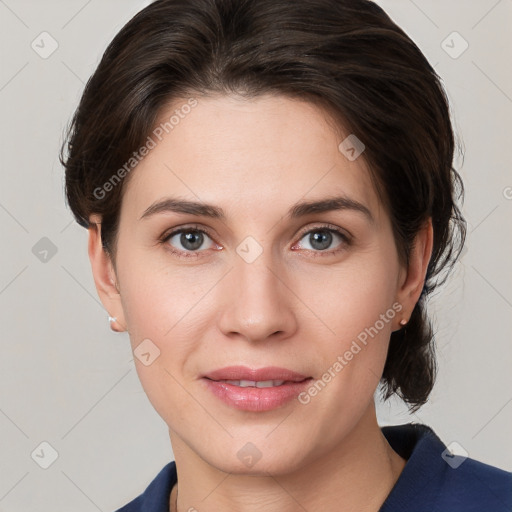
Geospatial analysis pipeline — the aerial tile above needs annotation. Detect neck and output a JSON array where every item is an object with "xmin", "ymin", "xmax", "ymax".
[{"xmin": 169, "ymin": 405, "xmax": 406, "ymax": 512}]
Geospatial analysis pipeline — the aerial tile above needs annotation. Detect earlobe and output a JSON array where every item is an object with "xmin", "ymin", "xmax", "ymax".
[
  {"xmin": 88, "ymin": 214, "xmax": 127, "ymax": 332},
  {"xmin": 108, "ymin": 315, "xmax": 125, "ymax": 333},
  {"xmin": 394, "ymin": 218, "xmax": 433, "ymax": 330}
]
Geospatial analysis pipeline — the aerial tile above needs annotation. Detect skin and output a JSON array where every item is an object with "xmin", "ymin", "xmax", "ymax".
[{"xmin": 88, "ymin": 93, "xmax": 433, "ymax": 512}]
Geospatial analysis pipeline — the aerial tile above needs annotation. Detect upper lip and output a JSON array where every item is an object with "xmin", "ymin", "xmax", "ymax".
[{"xmin": 203, "ymin": 366, "xmax": 310, "ymax": 382}]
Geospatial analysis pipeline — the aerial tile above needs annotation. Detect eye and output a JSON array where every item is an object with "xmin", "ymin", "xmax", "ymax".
[
  {"xmin": 292, "ymin": 225, "xmax": 351, "ymax": 255},
  {"xmin": 160, "ymin": 226, "xmax": 218, "ymax": 258},
  {"xmin": 159, "ymin": 223, "xmax": 351, "ymax": 259}
]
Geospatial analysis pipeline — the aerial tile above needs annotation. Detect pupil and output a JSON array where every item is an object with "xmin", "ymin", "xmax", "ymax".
[
  {"xmin": 311, "ymin": 230, "xmax": 331, "ymax": 250},
  {"xmin": 181, "ymin": 231, "xmax": 203, "ymax": 250}
]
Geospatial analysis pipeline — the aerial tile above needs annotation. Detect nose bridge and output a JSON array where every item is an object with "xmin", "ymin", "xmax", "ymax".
[{"xmin": 218, "ymin": 243, "xmax": 296, "ymax": 342}]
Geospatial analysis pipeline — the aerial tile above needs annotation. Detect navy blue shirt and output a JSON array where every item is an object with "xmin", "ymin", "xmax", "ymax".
[{"xmin": 115, "ymin": 423, "xmax": 512, "ymax": 511}]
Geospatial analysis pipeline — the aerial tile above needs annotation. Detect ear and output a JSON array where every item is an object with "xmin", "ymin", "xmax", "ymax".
[
  {"xmin": 88, "ymin": 214, "xmax": 127, "ymax": 333},
  {"xmin": 394, "ymin": 218, "xmax": 433, "ymax": 331}
]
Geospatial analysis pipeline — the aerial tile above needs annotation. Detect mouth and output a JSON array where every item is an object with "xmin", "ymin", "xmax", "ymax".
[
  {"xmin": 213, "ymin": 379, "xmax": 295, "ymax": 388},
  {"xmin": 202, "ymin": 366, "xmax": 313, "ymax": 412},
  {"xmin": 203, "ymin": 365, "xmax": 310, "ymax": 382}
]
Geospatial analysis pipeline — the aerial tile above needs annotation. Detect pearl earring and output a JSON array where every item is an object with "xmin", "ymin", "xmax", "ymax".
[
  {"xmin": 108, "ymin": 315, "xmax": 122, "ymax": 332},
  {"xmin": 399, "ymin": 318, "xmax": 408, "ymax": 327}
]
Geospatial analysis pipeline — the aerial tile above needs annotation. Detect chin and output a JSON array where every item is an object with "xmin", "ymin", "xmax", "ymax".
[{"xmin": 201, "ymin": 439, "xmax": 310, "ymax": 477}]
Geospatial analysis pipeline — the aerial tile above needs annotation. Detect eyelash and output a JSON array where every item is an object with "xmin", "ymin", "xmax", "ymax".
[{"xmin": 158, "ymin": 223, "xmax": 352, "ymax": 259}]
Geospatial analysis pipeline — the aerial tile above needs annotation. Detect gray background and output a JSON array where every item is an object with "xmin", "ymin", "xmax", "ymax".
[{"xmin": 0, "ymin": 0, "xmax": 511, "ymax": 510}]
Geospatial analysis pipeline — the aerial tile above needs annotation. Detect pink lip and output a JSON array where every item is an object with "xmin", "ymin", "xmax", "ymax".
[{"xmin": 202, "ymin": 365, "xmax": 312, "ymax": 412}]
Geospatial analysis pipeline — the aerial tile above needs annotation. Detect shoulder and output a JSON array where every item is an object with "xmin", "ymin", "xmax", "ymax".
[
  {"xmin": 113, "ymin": 460, "xmax": 177, "ymax": 512},
  {"xmin": 380, "ymin": 423, "xmax": 512, "ymax": 512},
  {"xmin": 438, "ymin": 454, "xmax": 512, "ymax": 510}
]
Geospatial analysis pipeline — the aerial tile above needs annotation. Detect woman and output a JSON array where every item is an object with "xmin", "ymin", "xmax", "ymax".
[{"xmin": 60, "ymin": 0, "xmax": 512, "ymax": 510}]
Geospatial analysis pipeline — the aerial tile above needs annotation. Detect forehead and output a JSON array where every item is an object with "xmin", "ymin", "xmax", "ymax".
[{"xmin": 121, "ymin": 93, "xmax": 383, "ymax": 225}]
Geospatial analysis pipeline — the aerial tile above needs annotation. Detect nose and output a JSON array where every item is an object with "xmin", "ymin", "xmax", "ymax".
[{"xmin": 217, "ymin": 251, "xmax": 298, "ymax": 344}]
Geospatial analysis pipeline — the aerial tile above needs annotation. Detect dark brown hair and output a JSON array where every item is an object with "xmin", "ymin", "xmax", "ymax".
[{"xmin": 61, "ymin": 0, "xmax": 466, "ymax": 412}]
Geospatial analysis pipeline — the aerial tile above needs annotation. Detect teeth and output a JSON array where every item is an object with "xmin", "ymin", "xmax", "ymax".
[
  {"xmin": 223, "ymin": 380, "xmax": 286, "ymax": 388},
  {"xmin": 256, "ymin": 380, "xmax": 285, "ymax": 388}
]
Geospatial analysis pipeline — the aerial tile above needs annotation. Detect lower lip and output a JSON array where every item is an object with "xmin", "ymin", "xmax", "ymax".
[{"xmin": 202, "ymin": 378, "xmax": 312, "ymax": 412}]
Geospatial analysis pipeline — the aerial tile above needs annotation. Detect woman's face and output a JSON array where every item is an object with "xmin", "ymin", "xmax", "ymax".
[{"xmin": 92, "ymin": 94, "xmax": 424, "ymax": 475}]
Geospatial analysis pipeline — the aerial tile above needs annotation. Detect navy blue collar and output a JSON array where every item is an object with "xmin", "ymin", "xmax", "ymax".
[{"xmin": 117, "ymin": 423, "xmax": 512, "ymax": 512}]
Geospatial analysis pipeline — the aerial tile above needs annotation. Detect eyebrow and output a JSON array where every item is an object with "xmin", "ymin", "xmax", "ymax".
[{"xmin": 139, "ymin": 195, "xmax": 374, "ymax": 224}]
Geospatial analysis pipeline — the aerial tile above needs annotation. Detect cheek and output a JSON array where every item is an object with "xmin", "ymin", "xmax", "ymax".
[
  {"xmin": 293, "ymin": 252, "xmax": 400, "ymax": 402},
  {"xmin": 116, "ymin": 257, "xmax": 214, "ymax": 395},
  {"xmin": 295, "ymin": 254, "xmax": 399, "ymax": 343},
  {"xmin": 117, "ymin": 256, "xmax": 201, "ymax": 343}
]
